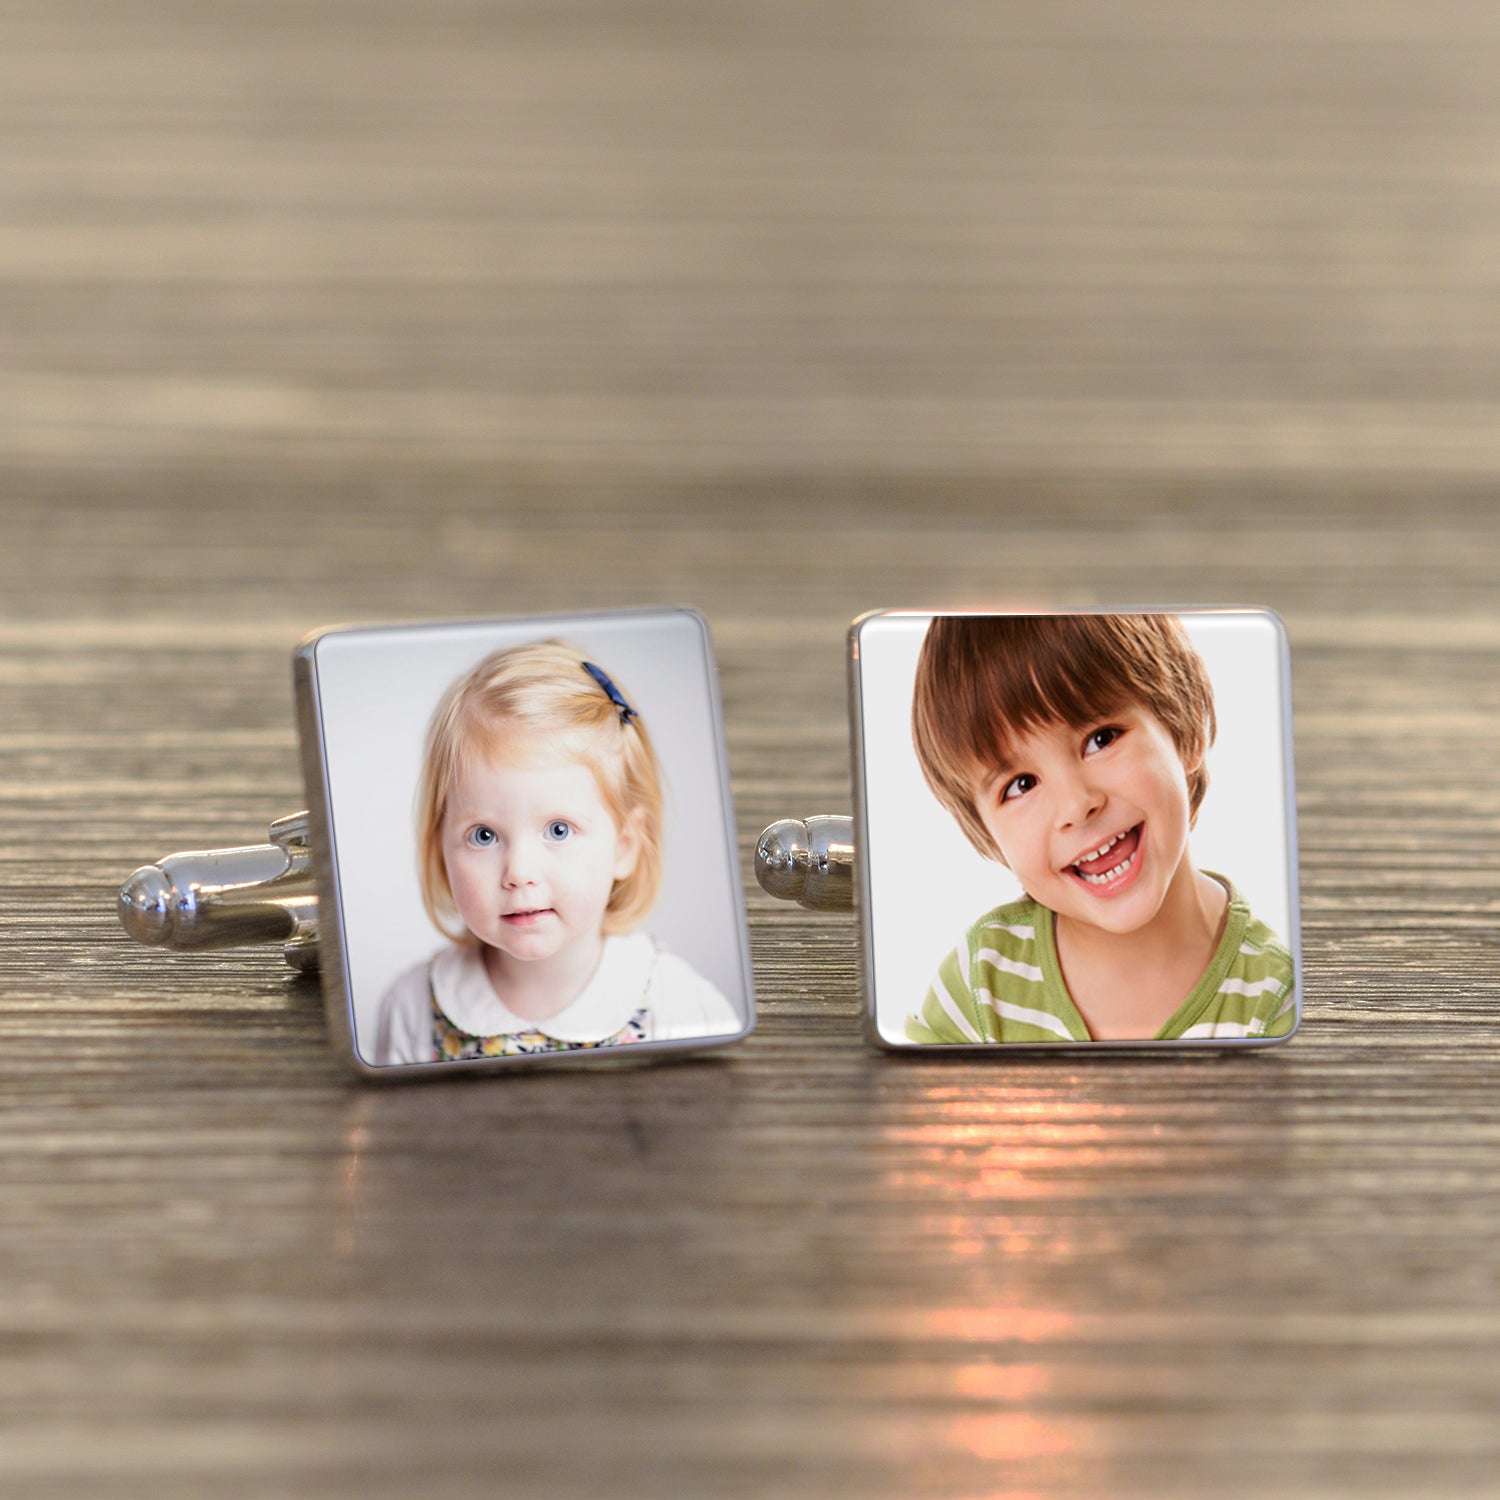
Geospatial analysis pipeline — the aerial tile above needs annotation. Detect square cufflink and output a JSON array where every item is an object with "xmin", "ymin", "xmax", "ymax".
[
  {"xmin": 757, "ymin": 608, "xmax": 1301, "ymax": 1051},
  {"xmin": 119, "ymin": 608, "xmax": 755, "ymax": 1077}
]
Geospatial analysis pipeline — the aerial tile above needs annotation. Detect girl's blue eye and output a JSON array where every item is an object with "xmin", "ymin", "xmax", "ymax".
[
  {"xmin": 1001, "ymin": 773, "xmax": 1036, "ymax": 803},
  {"xmin": 545, "ymin": 820, "xmax": 572, "ymax": 842},
  {"xmin": 469, "ymin": 825, "xmax": 497, "ymax": 848}
]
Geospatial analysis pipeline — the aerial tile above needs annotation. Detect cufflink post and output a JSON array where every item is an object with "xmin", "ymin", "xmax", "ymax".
[
  {"xmin": 117, "ymin": 812, "xmax": 321, "ymax": 973},
  {"xmin": 754, "ymin": 815, "xmax": 856, "ymax": 912}
]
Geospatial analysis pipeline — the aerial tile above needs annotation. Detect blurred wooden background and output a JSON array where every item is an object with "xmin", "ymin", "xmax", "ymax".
[{"xmin": 3, "ymin": 2, "xmax": 1500, "ymax": 1495}]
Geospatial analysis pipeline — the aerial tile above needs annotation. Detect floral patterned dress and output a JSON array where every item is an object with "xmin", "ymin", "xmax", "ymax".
[{"xmin": 428, "ymin": 991, "xmax": 650, "ymax": 1060}]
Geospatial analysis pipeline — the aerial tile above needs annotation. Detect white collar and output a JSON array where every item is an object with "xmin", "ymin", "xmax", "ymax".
[{"xmin": 430, "ymin": 932, "xmax": 657, "ymax": 1044}]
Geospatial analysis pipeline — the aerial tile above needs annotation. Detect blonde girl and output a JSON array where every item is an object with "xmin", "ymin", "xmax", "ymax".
[{"xmin": 374, "ymin": 641, "xmax": 739, "ymax": 1065}]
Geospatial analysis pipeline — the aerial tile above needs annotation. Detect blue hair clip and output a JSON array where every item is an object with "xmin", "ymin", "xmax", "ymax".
[{"xmin": 581, "ymin": 661, "xmax": 639, "ymax": 725}]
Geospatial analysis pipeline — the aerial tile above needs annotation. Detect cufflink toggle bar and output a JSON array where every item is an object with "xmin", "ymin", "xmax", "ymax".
[
  {"xmin": 117, "ymin": 812, "xmax": 320, "ymax": 972},
  {"xmin": 753, "ymin": 815, "xmax": 855, "ymax": 912}
]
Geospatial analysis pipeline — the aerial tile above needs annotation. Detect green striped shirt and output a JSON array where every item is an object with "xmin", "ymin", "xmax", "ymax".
[{"xmin": 906, "ymin": 878, "xmax": 1296, "ymax": 1044}]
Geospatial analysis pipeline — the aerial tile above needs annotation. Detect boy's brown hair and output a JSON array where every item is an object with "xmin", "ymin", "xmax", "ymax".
[
  {"xmin": 416, "ymin": 640, "xmax": 664, "ymax": 941},
  {"xmin": 911, "ymin": 614, "xmax": 1217, "ymax": 862}
]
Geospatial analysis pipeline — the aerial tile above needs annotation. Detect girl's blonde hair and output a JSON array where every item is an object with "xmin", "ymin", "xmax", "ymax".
[{"xmin": 416, "ymin": 640, "xmax": 664, "ymax": 941}]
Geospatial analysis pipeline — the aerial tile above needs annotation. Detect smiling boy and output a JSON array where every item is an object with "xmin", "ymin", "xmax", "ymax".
[{"xmin": 905, "ymin": 614, "xmax": 1296, "ymax": 1044}]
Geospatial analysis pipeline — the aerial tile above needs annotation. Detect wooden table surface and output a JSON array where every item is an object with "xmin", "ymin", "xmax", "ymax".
[{"xmin": 4, "ymin": 3, "xmax": 1500, "ymax": 1495}]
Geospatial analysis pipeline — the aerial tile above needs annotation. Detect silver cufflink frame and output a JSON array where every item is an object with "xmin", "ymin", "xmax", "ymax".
[{"xmin": 837, "ymin": 607, "xmax": 1302, "ymax": 1051}]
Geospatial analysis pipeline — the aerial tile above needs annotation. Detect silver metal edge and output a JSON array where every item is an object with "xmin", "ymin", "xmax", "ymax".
[
  {"xmin": 292, "ymin": 632, "xmax": 370, "ymax": 1078},
  {"xmin": 848, "ymin": 605, "xmax": 1304, "ymax": 1054},
  {"xmin": 294, "ymin": 606, "xmax": 756, "ymax": 1081},
  {"xmin": 1263, "ymin": 605, "xmax": 1303, "ymax": 1046},
  {"xmin": 846, "ymin": 612, "xmax": 889, "ymax": 1050},
  {"xmin": 683, "ymin": 606, "xmax": 758, "ymax": 1045}
]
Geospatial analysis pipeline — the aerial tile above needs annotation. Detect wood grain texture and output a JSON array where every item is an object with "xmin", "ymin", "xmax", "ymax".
[{"xmin": 3, "ymin": 2, "xmax": 1500, "ymax": 1496}]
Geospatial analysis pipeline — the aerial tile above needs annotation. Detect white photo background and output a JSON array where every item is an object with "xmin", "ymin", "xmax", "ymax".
[
  {"xmin": 856, "ymin": 612, "xmax": 1297, "ymax": 1044},
  {"xmin": 308, "ymin": 610, "xmax": 751, "ymax": 1060}
]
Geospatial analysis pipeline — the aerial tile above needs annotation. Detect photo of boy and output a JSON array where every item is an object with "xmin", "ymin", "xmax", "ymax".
[{"xmin": 903, "ymin": 613, "xmax": 1296, "ymax": 1044}]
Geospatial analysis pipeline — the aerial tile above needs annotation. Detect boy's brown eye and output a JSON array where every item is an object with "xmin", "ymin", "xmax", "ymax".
[
  {"xmin": 1001, "ymin": 773, "xmax": 1037, "ymax": 802},
  {"xmin": 1086, "ymin": 727, "xmax": 1122, "ymax": 754}
]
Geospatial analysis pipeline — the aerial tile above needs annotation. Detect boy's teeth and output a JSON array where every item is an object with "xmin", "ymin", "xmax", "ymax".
[
  {"xmin": 1077, "ymin": 831, "xmax": 1123, "ymax": 864},
  {"xmin": 1071, "ymin": 825, "xmax": 1140, "ymax": 883}
]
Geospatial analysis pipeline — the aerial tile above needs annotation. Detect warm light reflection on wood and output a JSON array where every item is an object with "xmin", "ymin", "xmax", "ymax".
[
  {"xmin": 884, "ymin": 1162, "xmax": 1097, "ymax": 1198},
  {"xmin": 892, "ymin": 1122, "xmax": 1114, "ymax": 1143},
  {"xmin": 947, "ymin": 1411, "xmax": 1081, "ymax": 1462},
  {"xmin": 881, "ymin": 1084, "xmax": 1147, "ymax": 1208},
  {"xmin": 880, "ymin": 1084, "xmax": 1089, "ymax": 1357},
  {"xmin": 335, "ymin": 1115, "xmax": 370, "ymax": 1259},
  {"xmin": 951, "ymin": 1363, "xmax": 1049, "ymax": 1402},
  {"xmin": 922, "ymin": 1307, "xmax": 1075, "ymax": 1343}
]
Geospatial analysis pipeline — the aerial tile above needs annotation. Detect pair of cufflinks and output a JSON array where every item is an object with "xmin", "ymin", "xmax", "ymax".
[{"xmin": 119, "ymin": 606, "xmax": 1300, "ymax": 1076}]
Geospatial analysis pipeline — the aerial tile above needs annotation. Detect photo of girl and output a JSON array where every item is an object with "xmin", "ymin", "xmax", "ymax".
[
  {"xmin": 296, "ymin": 607, "xmax": 751, "ymax": 1075},
  {"xmin": 374, "ymin": 640, "xmax": 741, "ymax": 1064}
]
